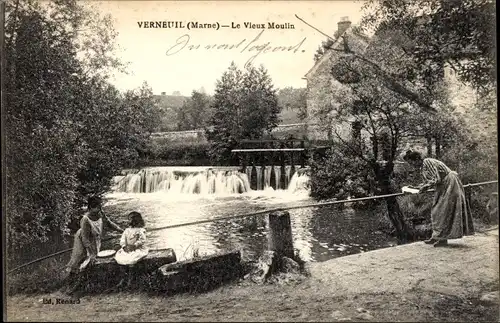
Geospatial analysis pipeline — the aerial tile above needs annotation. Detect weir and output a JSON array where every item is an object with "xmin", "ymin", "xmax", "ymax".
[
  {"xmin": 230, "ymin": 137, "xmax": 327, "ymax": 191},
  {"xmin": 113, "ymin": 166, "xmax": 309, "ymax": 194}
]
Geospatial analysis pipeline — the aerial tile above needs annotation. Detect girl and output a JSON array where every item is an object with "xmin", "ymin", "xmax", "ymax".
[
  {"xmin": 115, "ymin": 212, "xmax": 149, "ymax": 265},
  {"xmin": 66, "ymin": 196, "xmax": 123, "ymax": 274},
  {"xmin": 403, "ymin": 150, "xmax": 474, "ymax": 247},
  {"xmin": 63, "ymin": 196, "xmax": 123, "ymax": 294}
]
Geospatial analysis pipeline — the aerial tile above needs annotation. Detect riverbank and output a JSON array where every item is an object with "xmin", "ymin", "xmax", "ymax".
[{"xmin": 6, "ymin": 228, "xmax": 498, "ymax": 322}]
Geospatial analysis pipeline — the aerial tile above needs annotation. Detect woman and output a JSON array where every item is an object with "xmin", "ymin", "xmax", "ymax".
[
  {"xmin": 115, "ymin": 211, "xmax": 149, "ymax": 266},
  {"xmin": 65, "ymin": 196, "xmax": 124, "ymax": 275},
  {"xmin": 404, "ymin": 150, "xmax": 474, "ymax": 247}
]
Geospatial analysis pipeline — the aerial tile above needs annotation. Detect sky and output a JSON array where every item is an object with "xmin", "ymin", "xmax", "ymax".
[{"xmin": 97, "ymin": 1, "xmax": 367, "ymax": 96}]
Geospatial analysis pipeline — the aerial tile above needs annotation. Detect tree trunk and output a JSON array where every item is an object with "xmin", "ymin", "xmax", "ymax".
[
  {"xmin": 426, "ymin": 135, "xmax": 433, "ymax": 157},
  {"xmin": 374, "ymin": 161, "xmax": 413, "ymax": 244},
  {"xmin": 435, "ymin": 136, "xmax": 442, "ymax": 158}
]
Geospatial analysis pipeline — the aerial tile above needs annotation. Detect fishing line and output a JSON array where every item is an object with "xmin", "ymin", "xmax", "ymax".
[{"xmin": 7, "ymin": 180, "xmax": 497, "ymax": 275}]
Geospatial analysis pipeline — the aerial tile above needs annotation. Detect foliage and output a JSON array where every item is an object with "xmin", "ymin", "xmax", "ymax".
[
  {"xmin": 310, "ymin": 146, "xmax": 374, "ymax": 201},
  {"xmin": 141, "ymin": 138, "xmax": 211, "ymax": 166},
  {"xmin": 314, "ymin": 38, "xmax": 335, "ymax": 62},
  {"xmin": 205, "ymin": 62, "xmax": 281, "ymax": 163},
  {"xmin": 276, "ymin": 87, "xmax": 307, "ymax": 122},
  {"xmin": 361, "ymin": 0, "xmax": 496, "ymax": 93},
  {"xmin": 5, "ymin": 0, "xmax": 160, "ymax": 250},
  {"xmin": 75, "ymin": 81, "xmax": 161, "ymax": 205},
  {"xmin": 176, "ymin": 90, "xmax": 213, "ymax": 130}
]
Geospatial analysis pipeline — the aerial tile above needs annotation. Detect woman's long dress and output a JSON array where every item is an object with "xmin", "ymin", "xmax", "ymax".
[
  {"xmin": 421, "ymin": 158, "xmax": 475, "ymax": 240},
  {"xmin": 114, "ymin": 228, "xmax": 149, "ymax": 265},
  {"xmin": 66, "ymin": 215, "xmax": 103, "ymax": 273}
]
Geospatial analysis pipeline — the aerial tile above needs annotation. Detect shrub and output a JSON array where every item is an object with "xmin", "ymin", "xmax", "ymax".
[
  {"xmin": 310, "ymin": 146, "xmax": 375, "ymax": 201},
  {"xmin": 140, "ymin": 138, "xmax": 211, "ymax": 166}
]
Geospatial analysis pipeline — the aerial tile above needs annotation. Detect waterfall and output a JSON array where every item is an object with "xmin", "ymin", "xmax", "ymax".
[
  {"xmin": 113, "ymin": 167, "xmax": 251, "ymax": 194},
  {"xmin": 274, "ymin": 166, "xmax": 282, "ymax": 190},
  {"xmin": 264, "ymin": 166, "xmax": 272, "ymax": 189},
  {"xmin": 254, "ymin": 166, "xmax": 261, "ymax": 190},
  {"xmin": 113, "ymin": 166, "xmax": 311, "ymax": 194},
  {"xmin": 288, "ymin": 171, "xmax": 310, "ymax": 193},
  {"xmin": 285, "ymin": 165, "xmax": 292, "ymax": 188},
  {"xmin": 245, "ymin": 167, "xmax": 252, "ymax": 187}
]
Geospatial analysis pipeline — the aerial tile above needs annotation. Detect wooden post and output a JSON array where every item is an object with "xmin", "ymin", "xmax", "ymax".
[
  {"xmin": 426, "ymin": 135, "xmax": 433, "ymax": 157},
  {"xmin": 268, "ymin": 211, "xmax": 294, "ymax": 259},
  {"xmin": 300, "ymin": 140, "xmax": 306, "ymax": 168}
]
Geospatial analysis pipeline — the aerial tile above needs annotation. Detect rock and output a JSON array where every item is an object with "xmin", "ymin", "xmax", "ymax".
[
  {"xmin": 78, "ymin": 248, "xmax": 177, "ymax": 293},
  {"xmin": 157, "ymin": 250, "xmax": 242, "ymax": 293},
  {"xmin": 282, "ymin": 257, "xmax": 300, "ymax": 273},
  {"xmin": 480, "ymin": 291, "xmax": 499, "ymax": 305},
  {"xmin": 249, "ymin": 251, "xmax": 278, "ymax": 283}
]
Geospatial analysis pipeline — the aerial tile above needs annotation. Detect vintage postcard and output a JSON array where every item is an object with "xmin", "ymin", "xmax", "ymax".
[{"xmin": 3, "ymin": 0, "xmax": 498, "ymax": 321}]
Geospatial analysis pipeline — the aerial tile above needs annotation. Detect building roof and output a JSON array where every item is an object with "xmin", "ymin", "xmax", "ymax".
[{"xmin": 303, "ymin": 26, "xmax": 371, "ymax": 80}]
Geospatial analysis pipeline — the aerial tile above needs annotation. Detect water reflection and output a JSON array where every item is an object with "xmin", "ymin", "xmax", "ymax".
[{"xmin": 103, "ymin": 189, "xmax": 397, "ymax": 263}]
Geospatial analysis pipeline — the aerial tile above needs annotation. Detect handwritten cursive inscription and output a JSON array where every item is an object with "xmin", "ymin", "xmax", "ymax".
[{"xmin": 166, "ymin": 30, "xmax": 306, "ymax": 67}]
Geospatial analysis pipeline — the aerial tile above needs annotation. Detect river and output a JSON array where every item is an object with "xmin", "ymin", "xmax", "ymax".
[{"xmin": 104, "ymin": 166, "xmax": 397, "ymax": 263}]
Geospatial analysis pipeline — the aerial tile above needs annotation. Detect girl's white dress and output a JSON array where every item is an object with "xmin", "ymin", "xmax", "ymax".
[{"xmin": 115, "ymin": 227, "xmax": 149, "ymax": 265}]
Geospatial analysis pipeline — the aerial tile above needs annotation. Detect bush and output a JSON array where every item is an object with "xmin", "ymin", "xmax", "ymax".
[
  {"xmin": 310, "ymin": 146, "xmax": 375, "ymax": 201},
  {"xmin": 140, "ymin": 138, "xmax": 211, "ymax": 166}
]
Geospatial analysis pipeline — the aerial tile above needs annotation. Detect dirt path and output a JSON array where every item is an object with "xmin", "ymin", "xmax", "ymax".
[{"xmin": 6, "ymin": 230, "xmax": 499, "ymax": 322}]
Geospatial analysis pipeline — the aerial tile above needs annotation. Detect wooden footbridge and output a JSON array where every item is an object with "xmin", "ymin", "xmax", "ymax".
[{"xmin": 231, "ymin": 137, "xmax": 330, "ymax": 190}]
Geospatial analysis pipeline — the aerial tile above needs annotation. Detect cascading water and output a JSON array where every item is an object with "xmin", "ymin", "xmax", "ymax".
[
  {"xmin": 245, "ymin": 167, "xmax": 252, "ymax": 188},
  {"xmin": 264, "ymin": 166, "xmax": 272, "ymax": 189},
  {"xmin": 274, "ymin": 166, "xmax": 282, "ymax": 190},
  {"xmin": 114, "ymin": 168, "xmax": 251, "ymax": 194},
  {"xmin": 112, "ymin": 166, "xmax": 310, "ymax": 195},
  {"xmin": 288, "ymin": 169, "xmax": 310, "ymax": 193},
  {"xmin": 285, "ymin": 165, "xmax": 292, "ymax": 188},
  {"xmin": 255, "ymin": 166, "xmax": 263, "ymax": 190}
]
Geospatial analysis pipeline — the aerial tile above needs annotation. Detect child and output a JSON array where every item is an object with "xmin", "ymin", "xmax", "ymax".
[
  {"xmin": 63, "ymin": 196, "xmax": 123, "ymax": 294},
  {"xmin": 115, "ymin": 212, "xmax": 149, "ymax": 265},
  {"xmin": 66, "ymin": 196, "xmax": 124, "ymax": 273}
]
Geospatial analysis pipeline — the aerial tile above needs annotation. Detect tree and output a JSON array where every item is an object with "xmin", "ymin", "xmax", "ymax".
[
  {"xmin": 205, "ymin": 62, "xmax": 280, "ymax": 164},
  {"xmin": 314, "ymin": 38, "xmax": 334, "ymax": 62},
  {"xmin": 306, "ymin": 0, "xmax": 494, "ymax": 242},
  {"xmin": 310, "ymin": 27, "xmax": 464, "ymax": 243},
  {"xmin": 74, "ymin": 81, "xmax": 161, "ymax": 203},
  {"xmin": 277, "ymin": 87, "xmax": 307, "ymax": 122},
  {"xmin": 176, "ymin": 90, "xmax": 212, "ymax": 130},
  {"xmin": 4, "ymin": 0, "xmax": 160, "ymax": 251},
  {"xmin": 360, "ymin": 0, "xmax": 496, "ymax": 94}
]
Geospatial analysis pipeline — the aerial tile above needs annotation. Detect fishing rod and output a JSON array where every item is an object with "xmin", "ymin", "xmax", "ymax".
[{"xmin": 7, "ymin": 180, "xmax": 498, "ymax": 275}]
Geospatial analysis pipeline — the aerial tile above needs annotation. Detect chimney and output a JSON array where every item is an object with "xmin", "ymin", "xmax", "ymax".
[
  {"xmin": 161, "ymin": 92, "xmax": 166, "ymax": 96},
  {"xmin": 337, "ymin": 16, "xmax": 351, "ymax": 35}
]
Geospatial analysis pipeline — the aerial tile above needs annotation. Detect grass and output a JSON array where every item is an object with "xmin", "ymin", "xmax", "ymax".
[{"xmin": 7, "ymin": 252, "xmax": 71, "ymax": 295}]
